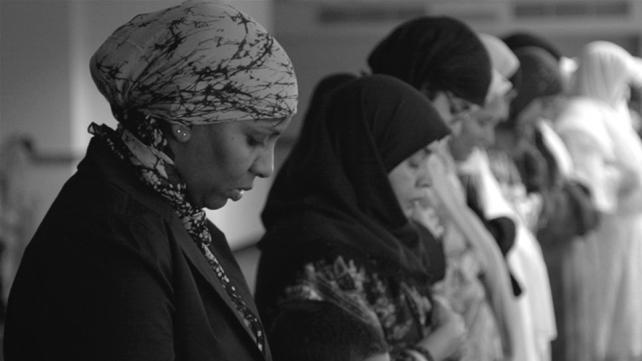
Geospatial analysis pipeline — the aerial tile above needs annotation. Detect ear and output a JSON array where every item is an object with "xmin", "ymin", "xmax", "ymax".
[{"xmin": 169, "ymin": 123, "xmax": 192, "ymax": 143}]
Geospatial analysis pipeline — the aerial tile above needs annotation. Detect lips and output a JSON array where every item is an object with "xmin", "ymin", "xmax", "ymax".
[
  {"xmin": 229, "ymin": 187, "xmax": 252, "ymax": 201},
  {"xmin": 229, "ymin": 190, "xmax": 243, "ymax": 201}
]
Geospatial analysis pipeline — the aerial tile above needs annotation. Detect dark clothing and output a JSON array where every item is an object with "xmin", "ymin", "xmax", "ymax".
[
  {"xmin": 256, "ymin": 225, "xmax": 440, "ymax": 361},
  {"xmin": 256, "ymin": 75, "xmax": 449, "ymax": 360},
  {"xmin": 260, "ymin": 75, "xmax": 449, "ymax": 280},
  {"xmin": 462, "ymin": 173, "xmax": 523, "ymax": 296},
  {"xmin": 4, "ymin": 139, "xmax": 268, "ymax": 361}
]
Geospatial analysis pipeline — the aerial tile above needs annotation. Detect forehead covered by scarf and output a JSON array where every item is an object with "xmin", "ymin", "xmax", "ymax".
[
  {"xmin": 503, "ymin": 31, "xmax": 562, "ymax": 62},
  {"xmin": 90, "ymin": 0, "xmax": 298, "ymax": 126},
  {"xmin": 263, "ymin": 75, "xmax": 450, "ymax": 229},
  {"xmin": 301, "ymin": 73, "xmax": 358, "ymax": 128},
  {"xmin": 327, "ymin": 75, "xmax": 451, "ymax": 172},
  {"xmin": 509, "ymin": 47, "xmax": 563, "ymax": 120},
  {"xmin": 480, "ymin": 33, "xmax": 519, "ymax": 80},
  {"xmin": 367, "ymin": 16, "xmax": 491, "ymax": 106},
  {"xmin": 260, "ymin": 75, "xmax": 448, "ymax": 279}
]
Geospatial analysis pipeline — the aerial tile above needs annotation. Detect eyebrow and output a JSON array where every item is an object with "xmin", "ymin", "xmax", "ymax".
[{"xmin": 253, "ymin": 121, "xmax": 285, "ymax": 137}]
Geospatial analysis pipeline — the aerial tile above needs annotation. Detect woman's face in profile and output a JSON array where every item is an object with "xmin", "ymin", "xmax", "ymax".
[
  {"xmin": 387, "ymin": 146, "xmax": 433, "ymax": 218},
  {"xmin": 171, "ymin": 117, "xmax": 291, "ymax": 209},
  {"xmin": 430, "ymin": 91, "xmax": 480, "ymax": 136},
  {"xmin": 449, "ymin": 94, "xmax": 508, "ymax": 161}
]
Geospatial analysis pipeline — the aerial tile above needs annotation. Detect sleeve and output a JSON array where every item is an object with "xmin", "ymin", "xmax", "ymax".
[
  {"xmin": 537, "ymin": 179, "xmax": 601, "ymax": 243},
  {"xmin": 40, "ymin": 213, "xmax": 175, "ymax": 361},
  {"xmin": 560, "ymin": 130, "xmax": 620, "ymax": 213},
  {"xmin": 277, "ymin": 255, "xmax": 431, "ymax": 361},
  {"xmin": 280, "ymin": 255, "xmax": 382, "ymax": 331}
]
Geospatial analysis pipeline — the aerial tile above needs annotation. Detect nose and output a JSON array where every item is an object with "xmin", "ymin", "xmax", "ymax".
[
  {"xmin": 416, "ymin": 162, "xmax": 434, "ymax": 189},
  {"xmin": 251, "ymin": 146, "xmax": 275, "ymax": 178}
]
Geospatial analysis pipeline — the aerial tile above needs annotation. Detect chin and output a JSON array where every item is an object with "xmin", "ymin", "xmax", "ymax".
[
  {"xmin": 204, "ymin": 198, "xmax": 228, "ymax": 210},
  {"xmin": 187, "ymin": 190, "xmax": 227, "ymax": 210}
]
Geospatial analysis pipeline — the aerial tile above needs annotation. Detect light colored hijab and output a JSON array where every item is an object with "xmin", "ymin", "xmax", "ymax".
[
  {"xmin": 479, "ymin": 34, "xmax": 517, "ymax": 104},
  {"xmin": 574, "ymin": 41, "xmax": 633, "ymax": 108},
  {"xmin": 479, "ymin": 33, "xmax": 520, "ymax": 80}
]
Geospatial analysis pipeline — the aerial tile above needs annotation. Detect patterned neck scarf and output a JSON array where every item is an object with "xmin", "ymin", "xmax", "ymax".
[
  {"xmin": 90, "ymin": 121, "xmax": 267, "ymax": 354},
  {"xmin": 89, "ymin": 0, "xmax": 298, "ymax": 357}
]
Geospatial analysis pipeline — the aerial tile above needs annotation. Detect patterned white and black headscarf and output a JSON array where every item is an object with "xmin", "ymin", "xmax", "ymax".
[
  {"xmin": 90, "ymin": 0, "xmax": 297, "ymax": 124},
  {"xmin": 88, "ymin": 1, "xmax": 298, "ymax": 356}
]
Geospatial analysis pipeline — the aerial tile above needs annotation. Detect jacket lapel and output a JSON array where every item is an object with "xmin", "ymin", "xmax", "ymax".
[
  {"xmin": 167, "ymin": 216, "xmax": 268, "ymax": 360},
  {"xmin": 89, "ymin": 141, "xmax": 269, "ymax": 360}
]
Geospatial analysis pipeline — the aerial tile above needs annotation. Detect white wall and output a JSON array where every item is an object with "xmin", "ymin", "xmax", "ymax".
[{"xmin": 1, "ymin": 1, "xmax": 77, "ymax": 242}]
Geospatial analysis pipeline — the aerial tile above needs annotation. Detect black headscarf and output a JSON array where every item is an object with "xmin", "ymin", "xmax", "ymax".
[
  {"xmin": 502, "ymin": 32, "xmax": 562, "ymax": 62},
  {"xmin": 367, "ymin": 16, "xmax": 491, "ymax": 106},
  {"xmin": 259, "ymin": 74, "xmax": 450, "ymax": 281},
  {"xmin": 509, "ymin": 47, "xmax": 563, "ymax": 121},
  {"xmin": 300, "ymin": 73, "xmax": 359, "ymax": 130}
]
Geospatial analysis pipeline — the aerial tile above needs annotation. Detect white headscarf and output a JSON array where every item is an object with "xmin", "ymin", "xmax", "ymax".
[
  {"xmin": 479, "ymin": 33, "xmax": 518, "ymax": 103},
  {"xmin": 574, "ymin": 41, "xmax": 634, "ymax": 108},
  {"xmin": 479, "ymin": 33, "xmax": 520, "ymax": 80}
]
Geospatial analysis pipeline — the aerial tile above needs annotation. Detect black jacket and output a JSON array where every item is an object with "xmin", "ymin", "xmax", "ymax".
[{"xmin": 4, "ymin": 139, "xmax": 270, "ymax": 361}]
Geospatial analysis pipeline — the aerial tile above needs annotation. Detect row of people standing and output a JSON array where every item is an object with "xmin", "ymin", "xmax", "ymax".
[
  {"xmin": 256, "ymin": 16, "xmax": 555, "ymax": 361},
  {"xmin": 3, "ymin": 1, "xmax": 642, "ymax": 361},
  {"xmin": 257, "ymin": 14, "xmax": 642, "ymax": 361},
  {"xmin": 474, "ymin": 33, "xmax": 642, "ymax": 361}
]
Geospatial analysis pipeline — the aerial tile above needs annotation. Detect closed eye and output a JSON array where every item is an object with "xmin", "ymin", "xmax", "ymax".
[
  {"xmin": 247, "ymin": 135, "xmax": 265, "ymax": 147},
  {"xmin": 407, "ymin": 148, "xmax": 430, "ymax": 168}
]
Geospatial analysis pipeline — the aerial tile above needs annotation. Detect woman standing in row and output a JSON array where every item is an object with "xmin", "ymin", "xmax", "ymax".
[
  {"xmin": 555, "ymin": 41, "xmax": 642, "ymax": 361},
  {"xmin": 255, "ymin": 75, "xmax": 465, "ymax": 361}
]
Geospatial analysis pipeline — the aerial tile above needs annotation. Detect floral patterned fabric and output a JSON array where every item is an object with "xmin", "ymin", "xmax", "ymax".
[{"xmin": 281, "ymin": 255, "xmax": 434, "ymax": 361}]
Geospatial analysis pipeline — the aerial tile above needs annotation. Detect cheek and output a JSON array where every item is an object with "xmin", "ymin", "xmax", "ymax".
[
  {"xmin": 389, "ymin": 170, "xmax": 412, "ymax": 201},
  {"xmin": 461, "ymin": 121, "xmax": 477, "ymax": 138},
  {"xmin": 454, "ymin": 122, "xmax": 477, "ymax": 147},
  {"xmin": 210, "ymin": 139, "xmax": 253, "ymax": 181},
  {"xmin": 446, "ymin": 117, "xmax": 463, "ymax": 135},
  {"xmin": 399, "ymin": 173, "xmax": 419, "ymax": 201}
]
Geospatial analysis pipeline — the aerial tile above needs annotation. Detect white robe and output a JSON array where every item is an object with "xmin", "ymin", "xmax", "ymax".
[
  {"xmin": 459, "ymin": 149, "xmax": 557, "ymax": 361},
  {"xmin": 556, "ymin": 97, "xmax": 642, "ymax": 361}
]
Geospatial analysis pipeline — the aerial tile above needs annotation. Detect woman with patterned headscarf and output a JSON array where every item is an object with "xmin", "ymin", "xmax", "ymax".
[
  {"xmin": 555, "ymin": 41, "xmax": 642, "ymax": 361},
  {"xmin": 4, "ymin": 1, "xmax": 297, "ymax": 361}
]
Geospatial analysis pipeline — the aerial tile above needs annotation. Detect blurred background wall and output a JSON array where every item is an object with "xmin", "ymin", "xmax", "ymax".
[{"xmin": 1, "ymin": 0, "xmax": 642, "ymax": 292}]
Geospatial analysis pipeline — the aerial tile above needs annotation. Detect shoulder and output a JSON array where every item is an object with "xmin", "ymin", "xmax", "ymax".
[
  {"xmin": 557, "ymin": 98, "xmax": 610, "ymax": 127},
  {"xmin": 556, "ymin": 99, "xmax": 613, "ymax": 150},
  {"xmin": 29, "ymin": 166, "xmax": 176, "ymax": 272}
]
